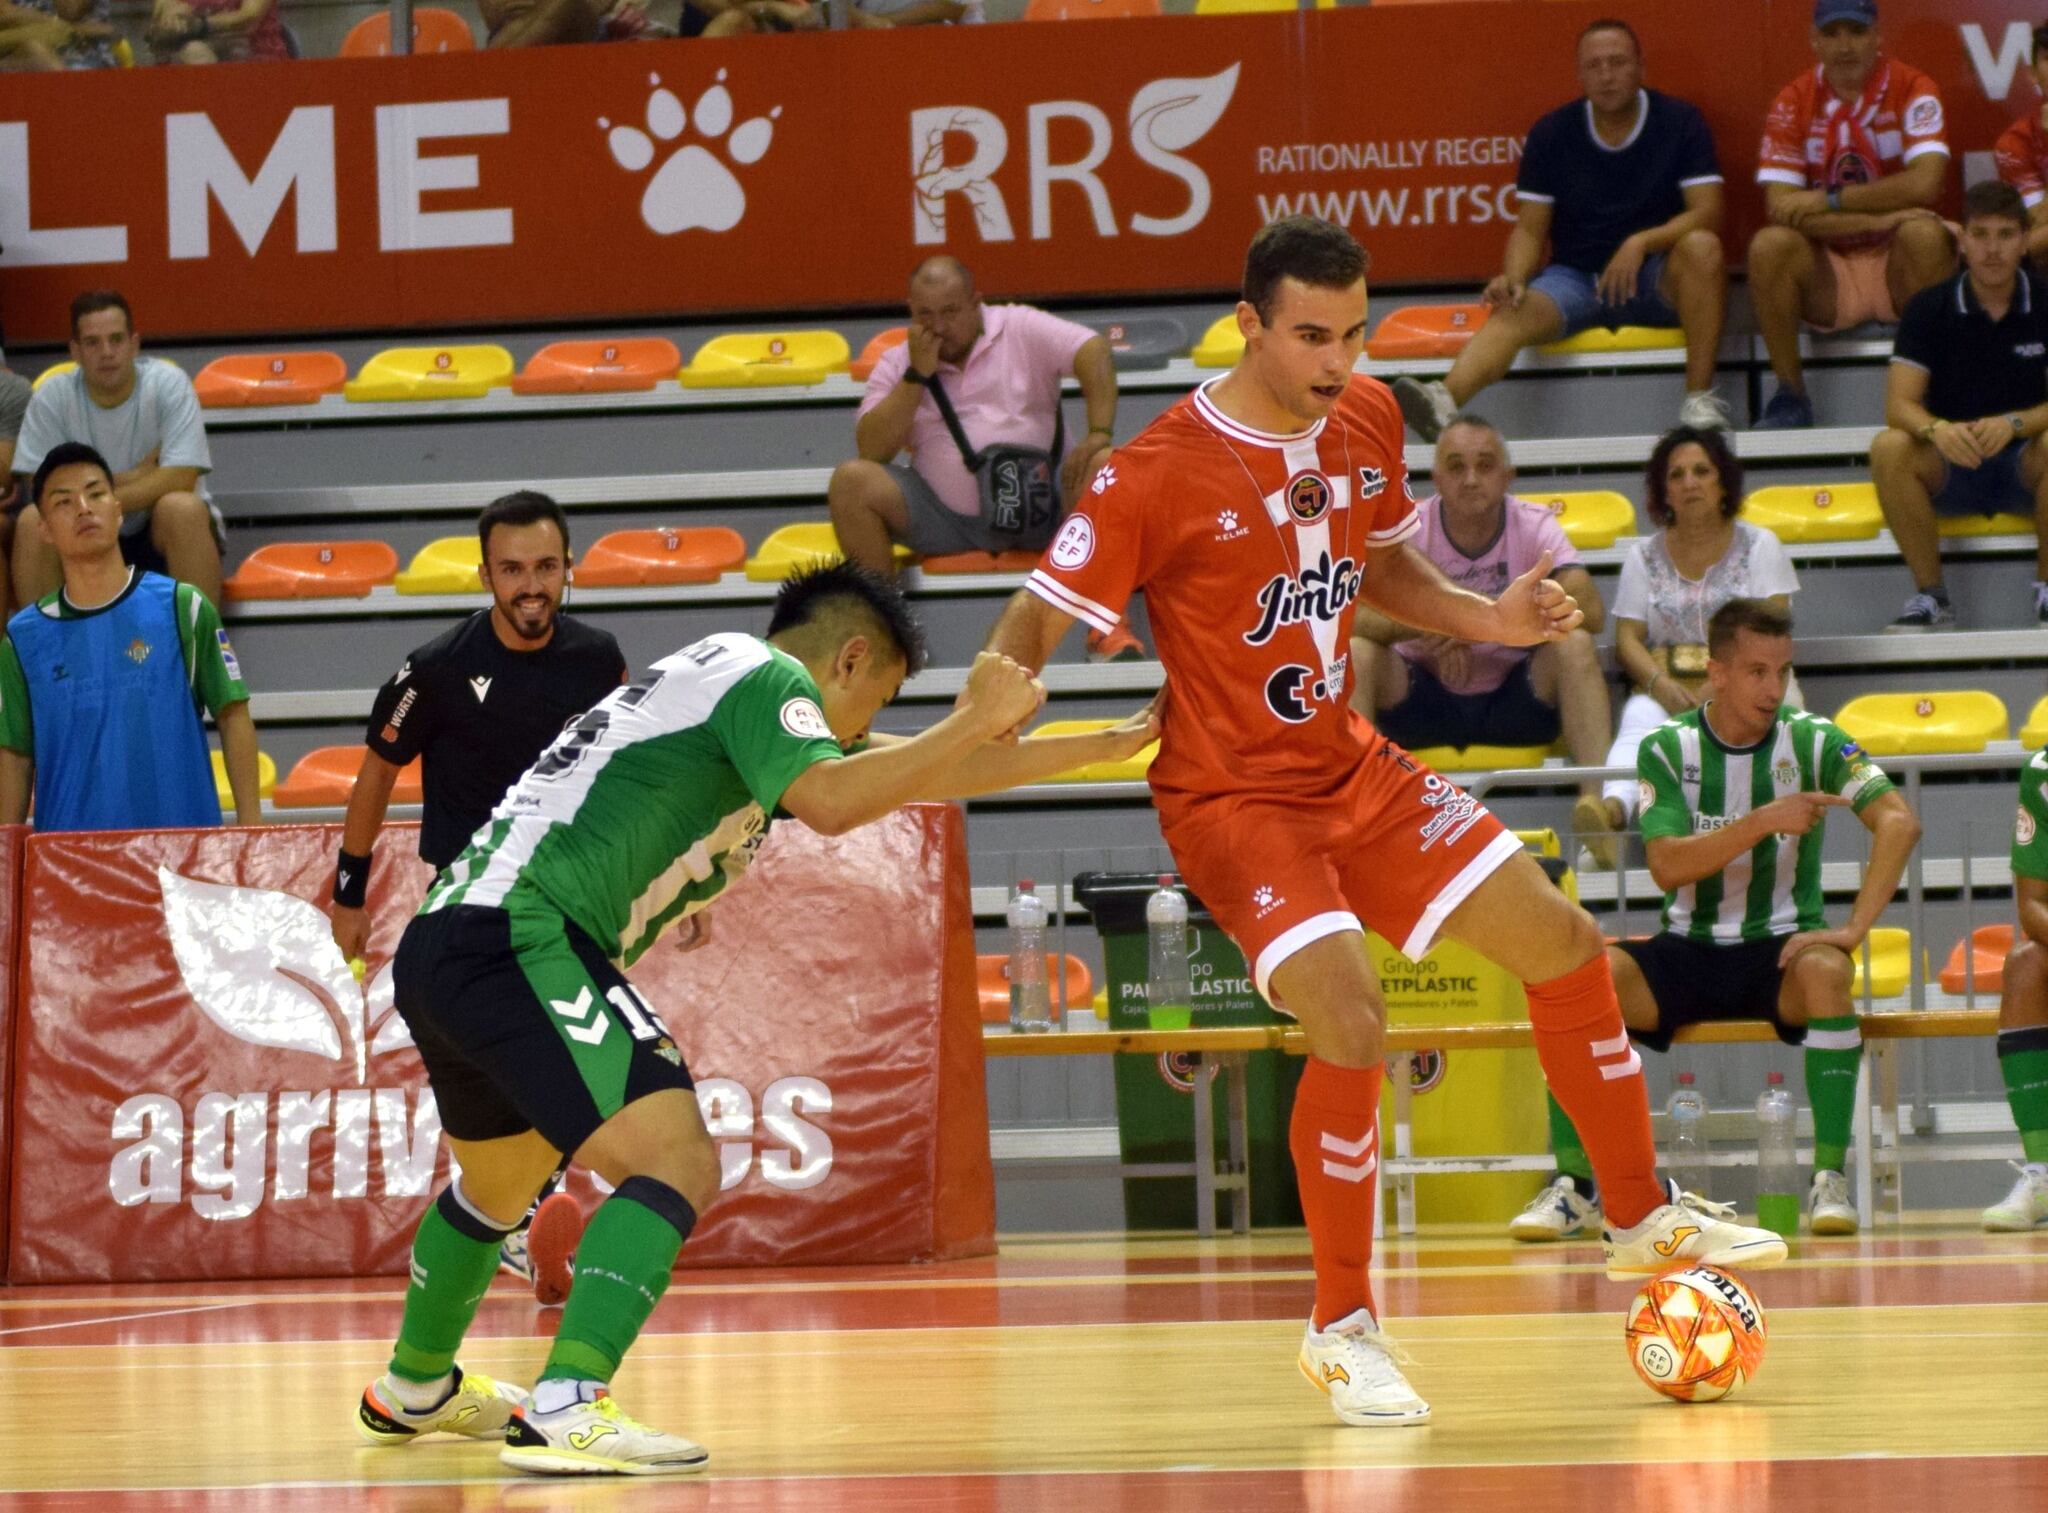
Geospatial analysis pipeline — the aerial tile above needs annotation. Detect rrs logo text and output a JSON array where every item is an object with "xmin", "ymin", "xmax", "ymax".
[{"xmin": 1243, "ymin": 551, "xmax": 1363, "ymax": 647}]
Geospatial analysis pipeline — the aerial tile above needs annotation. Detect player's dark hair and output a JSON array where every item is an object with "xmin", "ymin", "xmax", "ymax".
[
  {"xmin": 1708, "ymin": 598, "xmax": 1794, "ymax": 658},
  {"xmin": 767, "ymin": 561, "xmax": 928, "ymax": 675},
  {"xmin": 31, "ymin": 440, "xmax": 114, "ymax": 504},
  {"xmin": 1578, "ymin": 17, "xmax": 1641, "ymax": 56},
  {"xmin": 1963, "ymin": 178, "xmax": 2029, "ymax": 233},
  {"xmin": 1243, "ymin": 217, "xmax": 1370, "ymax": 325},
  {"xmin": 477, "ymin": 489, "xmax": 572, "ymax": 558},
  {"xmin": 1643, "ymin": 425, "xmax": 1743, "ymax": 529},
  {"xmin": 68, "ymin": 289, "xmax": 132, "ymax": 338}
]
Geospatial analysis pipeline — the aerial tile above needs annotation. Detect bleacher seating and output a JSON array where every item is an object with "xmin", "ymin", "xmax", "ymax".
[
  {"xmin": 976, "ymin": 953, "xmax": 1095, "ymax": 1024},
  {"xmin": 1366, "ymin": 303, "xmax": 1490, "ymax": 360},
  {"xmin": 1540, "ymin": 326, "xmax": 1683, "ymax": 355},
  {"xmin": 223, "ymin": 541, "xmax": 398, "ymax": 602},
  {"xmin": 1741, "ymin": 482, "xmax": 1883, "ymax": 543},
  {"xmin": 1535, "ymin": 490, "xmax": 1634, "ymax": 549},
  {"xmin": 1094, "ymin": 315, "xmax": 1190, "ymax": 371},
  {"xmin": 211, "ymin": 749, "xmax": 277, "ymax": 809},
  {"xmin": 680, "ymin": 331, "xmax": 850, "ymax": 388},
  {"xmin": 2021, "ymin": 695, "xmax": 2048, "ymax": 748},
  {"xmin": 745, "ymin": 523, "xmax": 911, "ymax": 581},
  {"xmin": 273, "ymin": 746, "xmax": 424, "ymax": 808},
  {"xmin": 194, "ymin": 352, "xmax": 347, "ymax": 408},
  {"xmin": 395, "ymin": 537, "xmax": 484, "ymax": 595},
  {"xmin": 1940, "ymin": 924, "xmax": 2014, "ymax": 995},
  {"xmin": 1834, "ymin": 691, "xmax": 2010, "ymax": 756},
  {"xmin": 1024, "ymin": 0, "xmax": 1161, "ymax": 17},
  {"xmin": 339, "ymin": 7, "xmax": 475, "ymax": 54},
  {"xmin": 345, "ymin": 345, "xmax": 514, "ymax": 402},
  {"xmin": 1407, "ymin": 741, "xmax": 1558, "ymax": 773},
  {"xmin": 1849, "ymin": 926, "xmax": 1916, "ymax": 999},
  {"xmin": 574, "ymin": 527, "xmax": 746, "ymax": 586},
  {"xmin": 849, "ymin": 328, "xmax": 907, "ymax": 382},
  {"xmin": 1031, "ymin": 719, "xmax": 1157, "ymax": 782},
  {"xmin": 1190, "ymin": 314, "xmax": 1243, "ymax": 368},
  {"xmin": 511, "ymin": 339, "xmax": 682, "ymax": 395}
]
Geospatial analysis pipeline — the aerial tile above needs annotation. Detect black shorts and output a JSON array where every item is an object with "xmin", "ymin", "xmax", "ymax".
[
  {"xmin": 393, "ymin": 901, "xmax": 695, "ymax": 1149},
  {"xmin": 1374, "ymin": 656, "xmax": 1559, "ymax": 751},
  {"xmin": 1615, "ymin": 932, "xmax": 1806, "ymax": 1053}
]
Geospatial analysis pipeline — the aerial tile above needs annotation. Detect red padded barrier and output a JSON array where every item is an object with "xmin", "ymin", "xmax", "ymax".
[
  {"xmin": 5, "ymin": 807, "xmax": 991, "ymax": 1281},
  {"xmin": 0, "ymin": 828, "xmax": 23, "ymax": 1269}
]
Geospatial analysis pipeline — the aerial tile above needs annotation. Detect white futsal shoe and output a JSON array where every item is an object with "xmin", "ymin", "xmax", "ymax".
[
  {"xmin": 1603, "ymin": 1181, "xmax": 1789, "ymax": 1279},
  {"xmin": 1507, "ymin": 1175, "xmax": 1602, "ymax": 1242},
  {"xmin": 1298, "ymin": 1308, "xmax": 1431, "ymax": 1427},
  {"xmin": 500, "ymin": 1391, "xmax": 709, "ymax": 1476},
  {"xmin": 1808, "ymin": 1170, "xmax": 1859, "ymax": 1236},
  {"xmin": 1982, "ymin": 1162, "xmax": 2048, "ymax": 1232},
  {"xmin": 356, "ymin": 1365, "xmax": 529, "ymax": 1443}
]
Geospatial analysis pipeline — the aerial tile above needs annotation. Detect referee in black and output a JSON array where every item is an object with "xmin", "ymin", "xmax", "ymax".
[{"xmin": 329, "ymin": 489, "xmax": 624, "ymax": 1295}]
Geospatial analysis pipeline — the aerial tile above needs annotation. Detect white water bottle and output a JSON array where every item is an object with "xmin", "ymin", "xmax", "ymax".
[
  {"xmin": 1007, "ymin": 880, "xmax": 1052, "ymax": 1033},
  {"xmin": 1145, "ymin": 874, "xmax": 1191, "ymax": 1029},
  {"xmin": 1755, "ymin": 1071, "xmax": 1799, "ymax": 1237},
  {"xmin": 1665, "ymin": 1071, "xmax": 1710, "ymax": 1202}
]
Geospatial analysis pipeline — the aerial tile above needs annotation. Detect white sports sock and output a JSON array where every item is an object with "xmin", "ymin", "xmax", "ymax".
[
  {"xmin": 384, "ymin": 1371, "xmax": 453, "ymax": 1411},
  {"xmin": 531, "ymin": 1378, "xmax": 606, "ymax": 1415}
]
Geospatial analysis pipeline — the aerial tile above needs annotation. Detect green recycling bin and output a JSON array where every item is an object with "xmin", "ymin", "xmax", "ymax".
[{"xmin": 1073, "ymin": 873, "xmax": 1304, "ymax": 1231}]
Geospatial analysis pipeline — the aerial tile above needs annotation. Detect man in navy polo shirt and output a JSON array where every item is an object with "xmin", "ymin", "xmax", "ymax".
[
  {"xmin": 1393, "ymin": 18, "xmax": 1728, "ymax": 440},
  {"xmin": 1873, "ymin": 180, "xmax": 2048, "ymax": 630}
]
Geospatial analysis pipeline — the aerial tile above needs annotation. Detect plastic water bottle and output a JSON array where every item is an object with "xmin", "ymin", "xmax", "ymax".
[
  {"xmin": 1755, "ymin": 1071, "xmax": 1800, "ymax": 1237},
  {"xmin": 1007, "ymin": 880, "xmax": 1052, "ymax": 1034},
  {"xmin": 1664, "ymin": 1072, "xmax": 1710, "ymax": 1203},
  {"xmin": 1145, "ymin": 875, "xmax": 1192, "ymax": 1030}
]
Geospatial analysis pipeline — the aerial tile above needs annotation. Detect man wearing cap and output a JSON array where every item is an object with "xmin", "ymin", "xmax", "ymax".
[{"xmin": 1747, "ymin": 0, "xmax": 1955, "ymax": 429}]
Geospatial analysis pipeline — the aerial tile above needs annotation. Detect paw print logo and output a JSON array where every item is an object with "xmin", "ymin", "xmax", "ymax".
[
  {"xmin": 1091, "ymin": 466, "xmax": 1117, "ymax": 497},
  {"xmin": 602, "ymin": 71, "xmax": 780, "ymax": 236},
  {"xmin": 1252, "ymin": 885, "xmax": 1274, "ymax": 908},
  {"xmin": 1219, "ymin": 510, "xmax": 1239, "ymax": 532}
]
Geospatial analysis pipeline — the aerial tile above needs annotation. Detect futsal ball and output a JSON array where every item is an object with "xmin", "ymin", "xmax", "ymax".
[{"xmin": 1624, "ymin": 1264, "xmax": 1768, "ymax": 1402}]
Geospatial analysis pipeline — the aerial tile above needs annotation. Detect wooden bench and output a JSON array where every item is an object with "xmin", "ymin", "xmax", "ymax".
[{"xmin": 982, "ymin": 1010, "xmax": 2002, "ymax": 1237}]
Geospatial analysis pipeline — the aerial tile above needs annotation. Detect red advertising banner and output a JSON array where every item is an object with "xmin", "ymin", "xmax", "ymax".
[
  {"xmin": 4, "ymin": 805, "xmax": 991, "ymax": 1282},
  {"xmin": 0, "ymin": 827, "xmax": 23, "ymax": 1268},
  {"xmin": 0, "ymin": 2, "xmax": 2035, "ymax": 344}
]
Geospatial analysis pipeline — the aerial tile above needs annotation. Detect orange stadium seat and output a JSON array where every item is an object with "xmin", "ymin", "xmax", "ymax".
[
  {"xmin": 1741, "ymin": 482, "xmax": 1883, "ymax": 544},
  {"xmin": 574, "ymin": 527, "xmax": 746, "ymax": 587},
  {"xmin": 1940, "ymin": 924, "xmax": 2014, "ymax": 996},
  {"xmin": 680, "ymin": 331, "xmax": 850, "ymax": 388},
  {"xmin": 395, "ymin": 536, "xmax": 485, "ymax": 595},
  {"xmin": 849, "ymin": 327, "xmax": 908, "ymax": 382},
  {"xmin": 921, "ymin": 550, "xmax": 1040, "ymax": 574},
  {"xmin": 976, "ymin": 953, "xmax": 1096, "ymax": 1025},
  {"xmin": 511, "ymin": 338, "xmax": 682, "ymax": 395},
  {"xmin": 274, "ymin": 746, "xmax": 424, "ymax": 809},
  {"xmin": 1366, "ymin": 303, "xmax": 1490, "ymax": 360},
  {"xmin": 1025, "ymin": 0, "xmax": 1159, "ymax": 16},
  {"xmin": 344, "ymin": 345, "xmax": 514, "ymax": 402},
  {"xmin": 222, "ymin": 541, "xmax": 399, "ymax": 602},
  {"xmin": 193, "ymin": 351, "xmax": 347, "ymax": 408},
  {"xmin": 1832, "ymin": 690, "xmax": 2009, "ymax": 756},
  {"xmin": 340, "ymin": 7, "xmax": 475, "ymax": 55}
]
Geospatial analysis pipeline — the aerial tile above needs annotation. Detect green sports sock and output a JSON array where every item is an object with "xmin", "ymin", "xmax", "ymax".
[
  {"xmin": 1998, "ymin": 1027, "xmax": 2048, "ymax": 1166},
  {"xmin": 540, "ymin": 1178, "xmax": 697, "ymax": 1385},
  {"xmin": 1547, "ymin": 1091, "xmax": 1595, "ymax": 1189},
  {"xmin": 1804, "ymin": 1015, "xmax": 1862, "ymax": 1175},
  {"xmin": 389, "ymin": 1186, "xmax": 513, "ymax": 1384}
]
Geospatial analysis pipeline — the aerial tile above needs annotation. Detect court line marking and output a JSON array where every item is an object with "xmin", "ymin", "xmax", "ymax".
[{"xmin": 0, "ymin": 1302, "xmax": 253, "ymax": 1340}]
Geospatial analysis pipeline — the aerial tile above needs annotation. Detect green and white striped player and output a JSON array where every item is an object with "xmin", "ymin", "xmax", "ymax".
[
  {"xmin": 1512, "ymin": 599, "xmax": 1921, "ymax": 1245},
  {"xmin": 1984, "ymin": 749, "xmax": 2048, "ymax": 1231},
  {"xmin": 355, "ymin": 564, "xmax": 1159, "ymax": 1476}
]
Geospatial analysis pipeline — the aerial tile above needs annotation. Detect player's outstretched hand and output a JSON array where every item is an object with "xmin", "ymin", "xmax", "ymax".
[
  {"xmin": 1777, "ymin": 927, "xmax": 1863, "ymax": 971},
  {"xmin": 962, "ymin": 651, "xmax": 1046, "ymax": 742},
  {"xmin": 1750, "ymin": 791, "xmax": 1850, "ymax": 838},
  {"xmin": 1495, "ymin": 550, "xmax": 1582, "ymax": 645},
  {"xmin": 1101, "ymin": 685, "xmax": 1166, "ymax": 759}
]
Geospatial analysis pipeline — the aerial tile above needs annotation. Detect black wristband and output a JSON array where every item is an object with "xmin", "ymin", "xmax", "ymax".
[
  {"xmin": 334, "ymin": 848, "xmax": 371, "ymax": 910},
  {"xmin": 901, "ymin": 368, "xmax": 929, "ymax": 387}
]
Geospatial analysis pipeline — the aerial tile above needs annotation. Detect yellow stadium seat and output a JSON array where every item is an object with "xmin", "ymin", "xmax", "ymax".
[
  {"xmin": 1937, "ymin": 511, "xmax": 2035, "ymax": 538},
  {"xmin": 1191, "ymin": 314, "xmax": 1245, "ymax": 368},
  {"xmin": 1533, "ymin": 490, "xmax": 1635, "ymax": 549},
  {"xmin": 212, "ymin": 749, "xmax": 277, "ymax": 810},
  {"xmin": 1406, "ymin": 743, "xmax": 1556, "ymax": 773},
  {"xmin": 1540, "ymin": 326, "xmax": 1684, "ymax": 355},
  {"xmin": 394, "ymin": 536, "xmax": 485, "ymax": 595},
  {"xmin": 1195, "ymin": 0, "xmax": 1332, "ymax": 11},
  {"xmin": 1740, "ymin": 482, "xmax": 1883, "ymax": 543},
  {"xmin": 1832, "ymin": 690, "xmax": 2009, "ymax": 756},
  {"xmin": 1029, "ymin": 719, "xmax": 1158, "ymax": 782},
  {"xmin": 33, "ymin": 361, "xmax": 76, "ymax": 390},
  {"xmin": 1514, "ymin": 827, "xmax": 1561, "ymax": 858},
  {"xmin": 744, "ymin": 523, "xmax": 911, "ymax": 582},
  {"xmin": 1850, "ymin": 926, "xmax": 1915, "ymax": 999},
  {"xmin": 679, "ymin": 331, "xmax": 851, "ymax": 389},
  {"xmin": 344, "ymin": 345, "xmax": 514, "ymax": 402},
  {"xmin": 2023, "ymin": 695, "xmax": 2048, "ymax": 748}
]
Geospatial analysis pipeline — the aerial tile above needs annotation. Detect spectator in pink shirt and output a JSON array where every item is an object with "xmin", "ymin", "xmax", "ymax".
[
  {"xmin": 831, "ymin": 256, "xmax": 1139, "ymax": 659},
  {"xmin": 1349, "ymin": 414, "xmax": 1615, "ymax": 849}
]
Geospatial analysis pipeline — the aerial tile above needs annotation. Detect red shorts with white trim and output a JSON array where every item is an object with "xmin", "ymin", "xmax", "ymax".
[{"xmin": 1159, "ymin": 737, "xmax": 1521, "ymax": 1009}]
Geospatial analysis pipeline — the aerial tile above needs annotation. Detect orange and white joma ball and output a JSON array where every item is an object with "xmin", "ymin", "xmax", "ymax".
[{"xmin": 1625, "ymin": 1264, "xmax": 1768, "ymax": 1402}]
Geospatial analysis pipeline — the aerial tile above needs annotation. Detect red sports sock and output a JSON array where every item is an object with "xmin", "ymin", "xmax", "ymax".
[
  {"xmin": 1289, "ymin": 1057, "xmax": 1382, "ymax": 1331},
  {"xmin": 1523, "ymin": 953, "xmax": 1665, "ymax": 1229}
]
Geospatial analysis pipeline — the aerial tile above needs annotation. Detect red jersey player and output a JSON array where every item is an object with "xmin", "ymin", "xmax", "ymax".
[
  {"xmin": 988, "ymin": 217, "xmax": 1786, "ymax": 1427},
  {"xmin": 1992, "ymin": 21, "xmax": 2048, "ymax": 274}
]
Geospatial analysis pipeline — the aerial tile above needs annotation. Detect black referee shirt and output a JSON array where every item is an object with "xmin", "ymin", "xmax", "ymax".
[
  {"xmin": 365, "ymin": 610, "xmax": 626, "ymax": 867},
  {"xmin": 1893, "ymin": 271, "xmax": 2048, "ymax": 423}
]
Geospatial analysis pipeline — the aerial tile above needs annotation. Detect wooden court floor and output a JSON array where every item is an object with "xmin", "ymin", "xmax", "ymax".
[{"xmin": 1, "ymin": 1221, "xmax": 2044, "ymax": 1511}]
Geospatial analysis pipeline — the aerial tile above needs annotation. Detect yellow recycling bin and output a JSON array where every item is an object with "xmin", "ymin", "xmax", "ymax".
[{"xmin": 1369, "ymin": 835, "xmax": 1565, "ymax": 1224}]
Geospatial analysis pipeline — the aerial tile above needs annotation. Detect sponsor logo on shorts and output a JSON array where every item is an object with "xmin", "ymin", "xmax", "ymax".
[
  {"xmin": 1049, "ymin": 514, "xmax": 1095, "ymax": 569},
  {"xmin": 779, "ymin": 697, "xmax": 832, "ymax": 740},
  {"xmin": 1417, "ymin": 774, "xmax": 1486, "ymax": 851},
  {"xmin": 1285, "ymin": 470, "xmax": 1332, "ymax": 525}
]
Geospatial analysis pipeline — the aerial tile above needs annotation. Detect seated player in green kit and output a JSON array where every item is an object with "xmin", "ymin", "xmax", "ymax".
[
  {"xmin": 1511, "ymin": 599, "xmax": 1921, "ymax": 1243},
  {"xmin": 1983, "ymin": 747, "xmax": 2048, "ymax": 1231},
  {"xmin": 354, "ymin": 564, "xmax": 1158, "ymax": 1476}
]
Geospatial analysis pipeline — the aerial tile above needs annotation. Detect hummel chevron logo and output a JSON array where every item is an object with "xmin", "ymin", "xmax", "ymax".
[
  {"xmin": 551, "ymin": 986, "xmax": 609, "ymax": 1046},
  {"xmin": 1319, "ymin": 1128, "xmax": 1376, "ymax": 1183},
  {"xmin": 1651, "ymin": 1225, "xmax": 1700, "ymax": 1257},
  {"xmin": 470, "ymin": 675, "xmax": 493, "ymax": 703}
]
